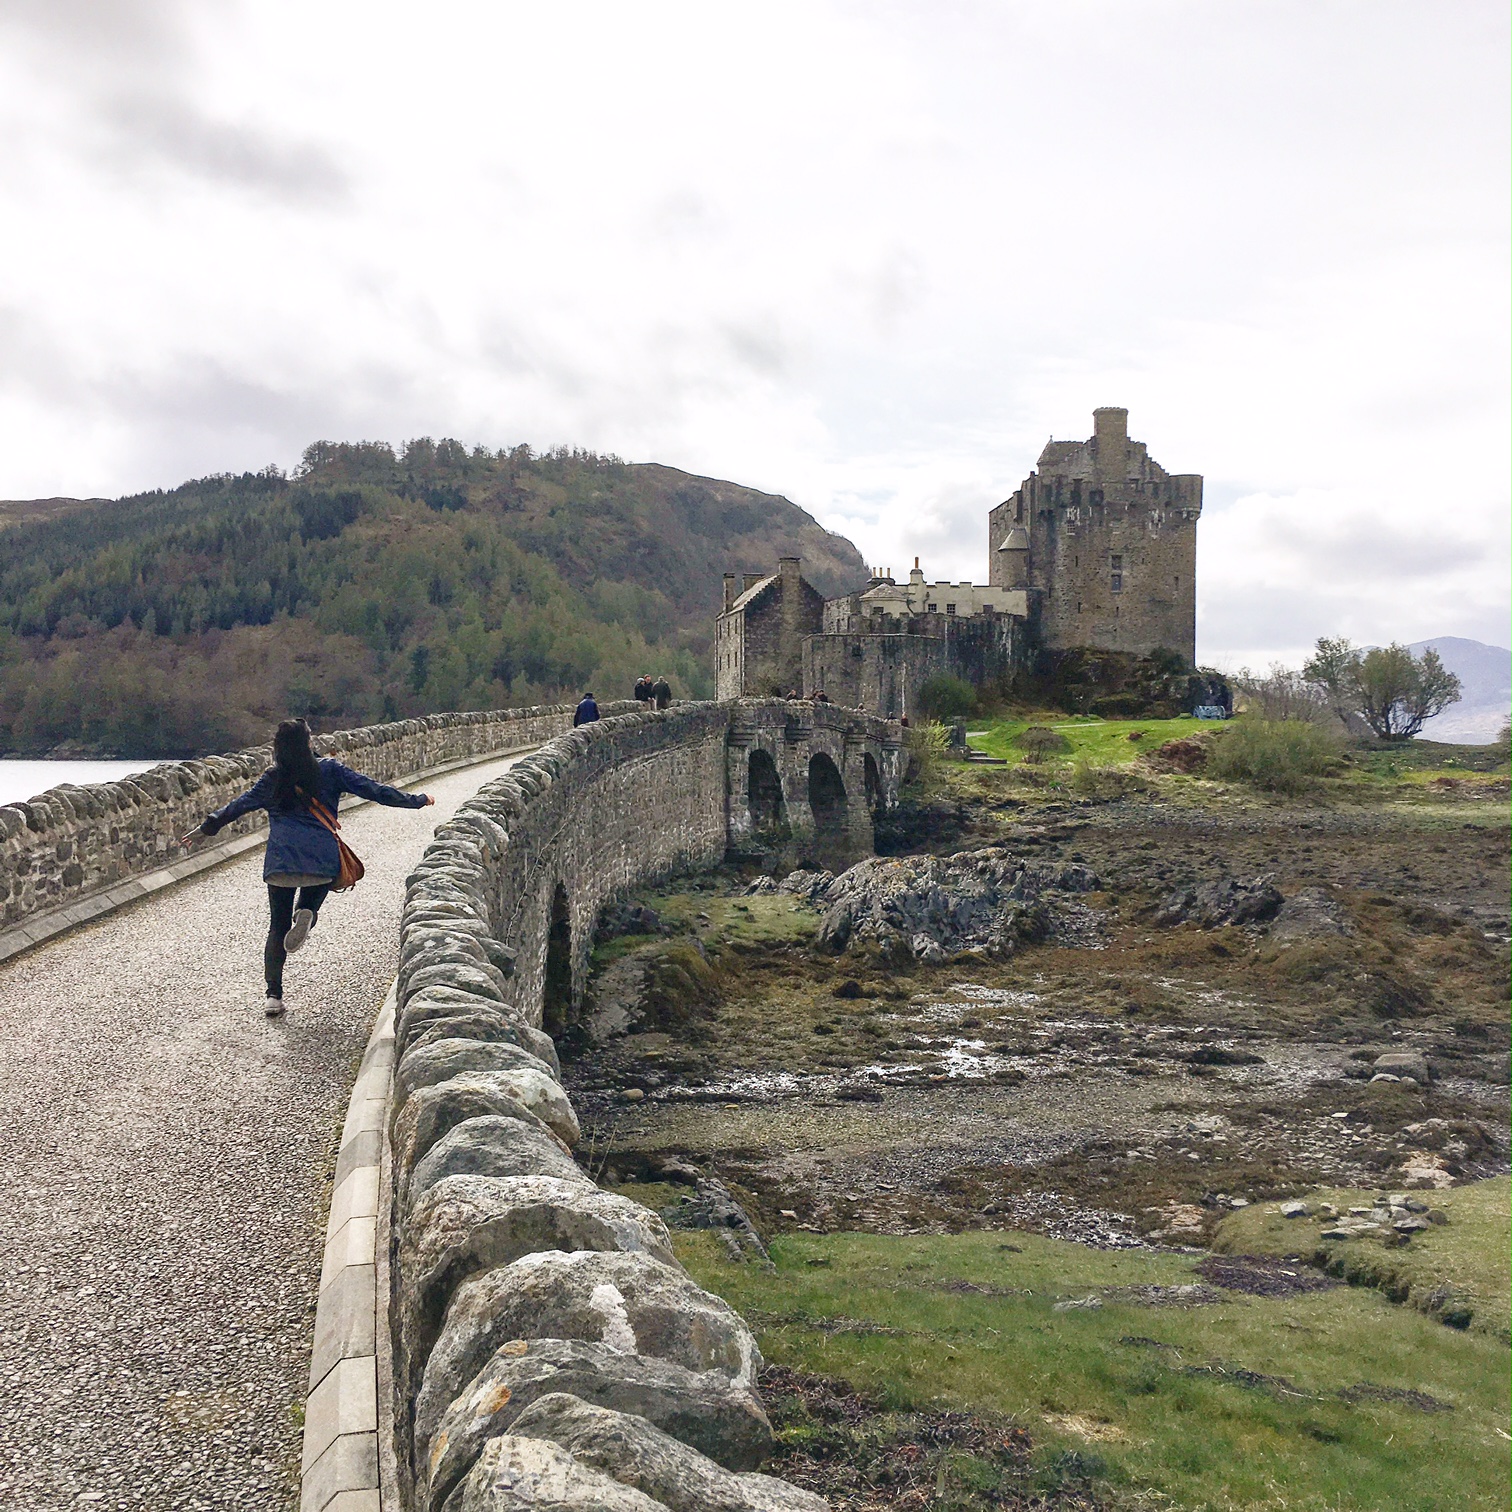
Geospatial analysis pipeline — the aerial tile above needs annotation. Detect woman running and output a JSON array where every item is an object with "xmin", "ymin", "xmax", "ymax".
[{"xmin": 186, "ymin": 718, "xmax": 435, "ymax": 1017}]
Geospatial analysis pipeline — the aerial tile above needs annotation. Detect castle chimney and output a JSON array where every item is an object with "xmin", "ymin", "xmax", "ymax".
[
  {"xmin": 909, "ymin": 557, "xmax": 925, "ymax": 587},
  {"xmin": 1093, "ymin": 407, "xmax": 1129, "ymax": 483},
  {"xmin": 743, "ymin": 572, "xmax": 763, "ymax": 594},
  {"xmin": 722, "ymin": 573, "xmax": 737, "ymax": 612}
]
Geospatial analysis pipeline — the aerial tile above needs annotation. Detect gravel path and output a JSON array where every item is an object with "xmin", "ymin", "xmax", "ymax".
[{"xmin": 0, "ymin": 753, "xmax": 531, "ymax": 1511}]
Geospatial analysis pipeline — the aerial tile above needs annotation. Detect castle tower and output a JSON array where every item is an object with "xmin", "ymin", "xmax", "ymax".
[{"xmin": 988, "ymin": 407, "xmax": 1201, "ymax": 663}]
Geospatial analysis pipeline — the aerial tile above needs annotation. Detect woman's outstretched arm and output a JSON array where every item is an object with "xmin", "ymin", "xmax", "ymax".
[
  {"xmin": 329, "ymin": 762, "xmax": 433, "ymax": 809},
  {"xmin": 187, "ymin": 770, "xmax": 277, "ymax": 842}
]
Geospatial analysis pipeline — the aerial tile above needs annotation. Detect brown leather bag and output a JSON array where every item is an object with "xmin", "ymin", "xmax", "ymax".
[{"xmin": 307, "ymin": 797, "xmax": 365, "ymax": 891}]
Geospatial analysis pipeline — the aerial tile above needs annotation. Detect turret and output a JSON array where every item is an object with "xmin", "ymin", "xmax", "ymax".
[{"xmin": 996, "ymin": 525, "xmax": 1030, "ymax": 589}]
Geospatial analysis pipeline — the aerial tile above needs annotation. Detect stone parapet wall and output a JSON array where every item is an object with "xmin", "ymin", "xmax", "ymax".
[
  {"xmin": 381, "ymin": 702, "xmax": 867, "ymax": 1510},
  {"xmin": 0, "ymin": 703, "xmax": 637, "ymax": 932}
]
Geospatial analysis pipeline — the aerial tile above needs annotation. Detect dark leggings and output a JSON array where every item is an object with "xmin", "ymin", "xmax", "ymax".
[{"xmin": 265, "ymin": 884, "xmax": 332, "ymax": 996}]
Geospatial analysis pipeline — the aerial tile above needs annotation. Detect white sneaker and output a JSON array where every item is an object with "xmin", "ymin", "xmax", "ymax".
[
  {"xmin": 265, "ymin": 995, "xmax": 286, "ymax": 1018},
  {"xmin": 284, "ymin": 908, "xmax": 315, "ymax": 953}
]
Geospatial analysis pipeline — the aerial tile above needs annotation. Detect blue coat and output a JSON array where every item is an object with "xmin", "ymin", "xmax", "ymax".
[
  {"xmin": 203, "ymin": 758, "xmax": 428, "ymax": 881},
  {"xmin": 573, "ymin": 697, "xmax": 600, "ymax": 726}
]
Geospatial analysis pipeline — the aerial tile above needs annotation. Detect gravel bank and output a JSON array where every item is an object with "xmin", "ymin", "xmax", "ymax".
[{"xmin": 0, "ymin": 752, "xmax": 531, "ymax": 1511}]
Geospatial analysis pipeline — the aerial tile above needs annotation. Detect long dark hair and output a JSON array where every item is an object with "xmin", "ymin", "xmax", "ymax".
[{"xmin": 270, "ymin": 719, "xmax": 324, "ymax": 811}]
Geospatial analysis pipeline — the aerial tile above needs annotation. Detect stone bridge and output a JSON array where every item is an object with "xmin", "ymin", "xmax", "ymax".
[
  {"xmin": 476, "ymin": 699, "xmax": 901, "ymax": 1035},
  {"xmin": 726, "ymin": 698, "xmax": 902, "ymax": 863},
  {"xmin": 0, "ymin": 696, "xmax": 900, "ymax": 1512}
]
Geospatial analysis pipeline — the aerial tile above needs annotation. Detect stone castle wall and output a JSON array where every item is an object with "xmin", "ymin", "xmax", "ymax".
[
  {"xmin": 0, "ymin": 704, "xmax": 636, "ymax": 934},
  {"xmin": 803, "ymin": 615, "xmax": 1032, "ymax": 718}
]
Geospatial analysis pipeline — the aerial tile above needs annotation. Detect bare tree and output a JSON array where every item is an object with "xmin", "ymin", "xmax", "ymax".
[{"xmin": 1233, "ymin": 663, "xmax": 1333, "ymax": 723}]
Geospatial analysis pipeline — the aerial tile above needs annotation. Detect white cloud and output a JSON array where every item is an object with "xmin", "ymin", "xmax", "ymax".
[{"xmin": 0, "ymin": 0, "xmax": 1505, "ymax": 664}]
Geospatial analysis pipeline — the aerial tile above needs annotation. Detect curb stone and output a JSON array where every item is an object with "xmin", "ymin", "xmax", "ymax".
[{"xmin": 302, "ymin": 983, "xmax": 397, "ymax": 1512}]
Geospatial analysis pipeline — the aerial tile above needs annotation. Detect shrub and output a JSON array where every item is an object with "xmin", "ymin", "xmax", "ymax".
[
  {"xmin": 1013, "ymin": 725, "xmax": 1071, "ymax": 763},
  {"xmin": 1494, "ymin": 723, "xmax": 1510, "ymax": 765},
  {"xmin": 1208, "ymin": 718, "xmax": 1343, "ymax": 793},
  {"xmin": 903, "ymin": 720, "xmax": 951, "ymax": 791},
  {"xmin": 1233, "ymin": 663, "xmax": 1334, "ymax": 724},
  {"xmin": 916, "ymin": 673, "xmax": 976, "ymax": 721}
]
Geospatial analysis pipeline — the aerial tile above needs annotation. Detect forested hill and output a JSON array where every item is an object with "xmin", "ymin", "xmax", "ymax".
[{"xmin": 0, "ymin": 440, "xmax": 867, "ymax": 757}]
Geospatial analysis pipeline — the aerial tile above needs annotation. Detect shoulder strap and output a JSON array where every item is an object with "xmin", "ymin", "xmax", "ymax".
[{"xmin": 308, "ymin": 797, "xmax": 342, "ymax": 833}]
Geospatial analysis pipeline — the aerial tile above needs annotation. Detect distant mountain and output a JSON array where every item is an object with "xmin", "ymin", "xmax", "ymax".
[
  {"xmin": 1410, "ymin": 637, "xmax": 1510, "ymax": 744},
  {"xmin": 0, "ymin": 441, "xmax": 867, "ymax": 757}
]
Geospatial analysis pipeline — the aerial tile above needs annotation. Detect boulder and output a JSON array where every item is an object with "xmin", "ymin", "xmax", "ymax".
[
  {"xmin": 403, "ymin": 1011, "xmax": 561, "ymax": 1078},
  {"xmin": 441, "ymin": 1434, "xmax": 667, "ymax": 1512},
  {"xmin": 510, "ymin": 1394, "xmax": 826, "ymax": 1512},
  {"xmin": 391, "ymin": 1077, "xmax": 565, "ymax": 1183},
  {"xmin": 1155, "ymin": 876, "xmax": 1282, "ymax": 929},
  {"xmin": 1374, "ymin": 1050, "xmax": 1431, "ymax": 1084},
  {"xmin": 1268, "ymin": 887, "xmax": 1353, "ymax": 943},
  {"xmin": 409, "ymin": 1117, "xmax": 589, "ymax": 1207},
  {"xmin": 396, "ymin": 1040, "xmax": 558, "ymax": 1115},
  {"xmin": 777, "ymin": 870, "xmax": 834, "ymax": 902},
  {"xmin": 423, "ymin": 1339, "xmax": 773, "ymax": 1510},
  {"xmin": 814, "ymin": 848, "xmax": 1093, "ymax": 960},
  {"xmin": 416, "ymin": 1250, "xmax": 759, "ymax": 1462},
  {"xmin": 659, "ymin": 1178, "xmax": 769, "ymax": 1261}
]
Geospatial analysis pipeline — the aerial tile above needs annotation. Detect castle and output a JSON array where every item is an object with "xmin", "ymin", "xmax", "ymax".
[{"xmin": 715, "ymin": 407, "xmax": 1202, "ymax": 718}]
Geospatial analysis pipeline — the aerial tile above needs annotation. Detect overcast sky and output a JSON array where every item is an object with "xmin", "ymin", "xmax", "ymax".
[{"xmin": 1, "ymin": 0, "xmax": 1506, "ymax": 667}]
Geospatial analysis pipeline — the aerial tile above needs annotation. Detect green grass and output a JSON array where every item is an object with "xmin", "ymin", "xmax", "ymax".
[
  {"xmin": 1214, "ymin": 1178, "xmax": 1510, "ymax": 1339},
  {"xmin": 670, "ymin": 1225, "xmax": 1510, "ymax": 1511},
  {"xmin": 590, "ymin": 888, "xmax": 814, "ymax": 971},
  {"xmin": 966, "ymin": 713, "xmax": 1214, "ymax": 768}
]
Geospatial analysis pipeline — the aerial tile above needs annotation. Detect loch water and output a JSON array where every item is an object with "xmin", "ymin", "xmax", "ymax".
[{"xmin": 0, "ymin": 760, "xmax": 161, "ymax": 808}]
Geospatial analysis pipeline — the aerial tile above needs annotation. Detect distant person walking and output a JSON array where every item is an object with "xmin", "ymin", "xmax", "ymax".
[
  {"xmin": 183, "ymin": 718, "xmax": 434, "ymax": 1018},
  {"xmin": 573, "ymin": 692, "xmax": 601, "ymax": 726},
  {"xmin": 651, "ymin": 675, "xmax": 672, "ymax": 710},
  {"xmin": 633, "ymin": 675, "xmax": 654, "ymax": 704}
]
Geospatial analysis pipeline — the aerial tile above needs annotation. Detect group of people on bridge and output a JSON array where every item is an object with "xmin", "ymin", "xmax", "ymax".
[
  {"xmin": 572, "ymin": 672, "xmax": 671, "ymax": 729},
  {"xmin": 633, "ymin": 673, "xmax": 673, "ymax": 709}
]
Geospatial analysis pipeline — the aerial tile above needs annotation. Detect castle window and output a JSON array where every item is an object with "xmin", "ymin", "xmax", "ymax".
[
  {"xmin": 1111, "ymin": 573, "xmax": 1123, "ymax": 592},
  {"xmin": 946, "ymin": 603, "xmax": 956, "ymax": 616},
  {"xmin": 1111, "ymin": 554, "xmax": 1124, "ymax": 570},
  {"xmin": 926, "ymin": 603, "xmax": 937, "ymax": 613}
]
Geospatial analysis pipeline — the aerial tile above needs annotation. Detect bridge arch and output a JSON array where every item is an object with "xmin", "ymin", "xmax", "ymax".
[
  {"xmin": 863, "ymin": 751, "xmax": 883, "ymax": 814},
  {"xmin": 747, "ymin": 747, "xmax": 787, "ymax": 835},
  {"xmin": 542, "ymin": 882, "xmax": 573, "ymax": 1035},
  {"xmin": 807, "ymin": 752, "xmax": 847, "ymax": 841}
]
